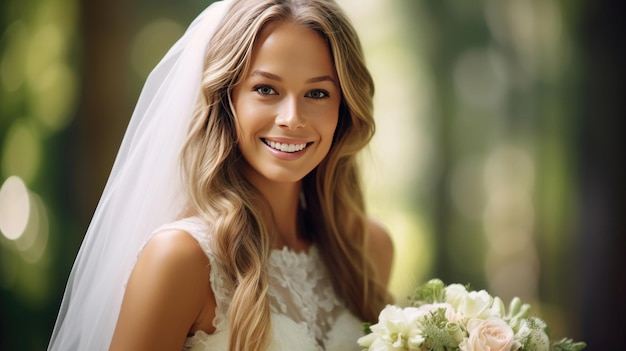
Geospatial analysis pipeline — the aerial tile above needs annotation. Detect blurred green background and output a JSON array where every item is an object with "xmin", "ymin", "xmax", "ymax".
[{"xmin": 0, "ymin": 0, "xmax": 623, "ymax": 350}]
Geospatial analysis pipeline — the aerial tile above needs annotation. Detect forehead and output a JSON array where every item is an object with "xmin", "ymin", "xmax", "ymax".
[{"xmin": 247, "ymin": 21, "xmax": 337, "ymax": 78}]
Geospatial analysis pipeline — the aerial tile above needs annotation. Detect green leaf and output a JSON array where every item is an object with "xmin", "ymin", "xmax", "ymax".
[{"xmin": 362, "ymin": 322, "xmax": 372, "ymax": 336}]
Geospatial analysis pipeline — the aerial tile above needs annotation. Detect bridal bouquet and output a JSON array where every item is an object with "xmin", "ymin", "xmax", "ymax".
[{"xmin": 358, "ymin": 279, "xmax": 586, "ymax": 351}]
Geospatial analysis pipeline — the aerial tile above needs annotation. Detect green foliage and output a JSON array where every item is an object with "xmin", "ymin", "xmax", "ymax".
[
  {"xmin": 408, "ymin": 279, "xmax": 446, "ymax": 306},
  {"xmin": 551, "ymin": 338, "xmax": 587, "ymax": 351},
  {"xmin": 419, "ymin": 308, "xmax": 461, "ymax": 351}
]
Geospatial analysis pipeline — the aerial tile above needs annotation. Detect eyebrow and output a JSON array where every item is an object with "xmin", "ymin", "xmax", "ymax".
[{"xmin": 250, "ymin": 70, "xmax": 338, "ymax": 86}]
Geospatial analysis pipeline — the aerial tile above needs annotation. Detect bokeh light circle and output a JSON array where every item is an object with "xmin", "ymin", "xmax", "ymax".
[{"xmin": 0, "ymin": 176, "xmax": 31, "ymax": 240}]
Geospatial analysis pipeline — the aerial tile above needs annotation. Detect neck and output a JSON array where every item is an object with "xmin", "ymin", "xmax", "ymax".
[{"xmin": 248, "ymin": 175, "xmax": 308, "ymax": 251}]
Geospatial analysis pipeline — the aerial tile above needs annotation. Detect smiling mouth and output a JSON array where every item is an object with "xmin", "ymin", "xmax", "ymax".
[{"xmin": 262, "ymin": 138, "xmax": 310, "ymax": 153}]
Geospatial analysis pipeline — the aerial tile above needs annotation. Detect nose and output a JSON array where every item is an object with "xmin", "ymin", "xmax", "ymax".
[{"xmin": 275, "ymin": 96, "xmax": 306, "ymax": 130}]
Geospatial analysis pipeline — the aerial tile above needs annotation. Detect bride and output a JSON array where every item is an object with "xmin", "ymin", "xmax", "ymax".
[{"xmin": 48, "ymin": 0, "xmax": 393, "ymax": 350}]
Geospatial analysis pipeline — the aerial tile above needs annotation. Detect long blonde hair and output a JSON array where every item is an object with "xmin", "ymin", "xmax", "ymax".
[{"xmin": 180, "ymin": 0, "xmax": 392, "ymax": 349}]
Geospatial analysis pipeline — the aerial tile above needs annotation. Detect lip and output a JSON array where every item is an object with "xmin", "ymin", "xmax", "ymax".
[{"xmin": 261, "ymin": 137, "xmax": 312, "ymax": 160}]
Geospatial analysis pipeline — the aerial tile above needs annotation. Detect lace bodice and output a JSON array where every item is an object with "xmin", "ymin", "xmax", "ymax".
[{"xmin": 153, "ymin": 217, "xmax": 363, "ymax": 351}]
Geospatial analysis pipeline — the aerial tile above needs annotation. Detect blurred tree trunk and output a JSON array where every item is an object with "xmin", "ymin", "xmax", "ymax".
[
  {"xmin": 51, "ymin": 0, "xmax": 136, "ymax": 344},
  {"xmin": 578, "ymin": 0, "xmax": 626, "ymax": 348}
]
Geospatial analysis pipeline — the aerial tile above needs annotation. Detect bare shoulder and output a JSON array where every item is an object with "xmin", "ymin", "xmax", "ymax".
[
  {"xmin": 110, "ymin": 229, "xmax": 214, "ymax": 351},
  {"xmin": 132, "ymin": 229, "xmax": 212, "ymax": 287},
  {"xmin": 140, "ymin": 229, "xmax": 210, "ymax": 270},
  {"xmin": 367, "ymin": 217, "xmax": 394, "ymax": 287}
]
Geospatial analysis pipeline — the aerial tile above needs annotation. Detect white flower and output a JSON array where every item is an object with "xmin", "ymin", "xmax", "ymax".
[
  {"xmin": 490, "ymin": 296, "xmax": 506, "ymax": 318},
  {"xmin": 358, "ymin": 305, "xmax": 425, "ymax": 351},
  {"xmin": 445, "ymin": 284, "xmax": 469, "ymax": 309},
  {"xmin": 460, "ymin": 290, "xmax": 494, "ymax": 319},
  {"xmin": 444, "ymin": 284, "xmax": 503, "ymax": 320}
]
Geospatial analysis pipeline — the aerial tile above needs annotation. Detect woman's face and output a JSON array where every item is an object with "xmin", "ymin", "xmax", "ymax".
[{"xmin": 232, "ymin": 21, "xmax": 340, "ymax": 186}]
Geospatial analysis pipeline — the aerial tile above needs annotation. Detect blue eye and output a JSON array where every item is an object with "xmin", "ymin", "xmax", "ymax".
[
  {"xmin": 254, "ymin": 85, "xmax": 277, "ymax": 96},
  {"xmin": 306, "ymin": 90, "xmax": 329, "ymax": 99}
]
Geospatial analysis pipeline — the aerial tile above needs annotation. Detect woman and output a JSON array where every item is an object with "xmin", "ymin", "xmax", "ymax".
[{"xmin": 49, "ymin": 0, "xmax": 393, "ymax": 350}]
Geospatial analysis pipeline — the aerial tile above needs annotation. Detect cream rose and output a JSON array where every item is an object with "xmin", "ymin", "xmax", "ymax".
[{"xmin": 459, "ymin": 317, "xmax": 520, "ymax": 351}]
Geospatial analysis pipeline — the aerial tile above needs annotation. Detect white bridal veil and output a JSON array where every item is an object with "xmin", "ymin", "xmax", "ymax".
[{"xmin": 48, "ymin": 1, "xmax": 231, "ymax": 349}]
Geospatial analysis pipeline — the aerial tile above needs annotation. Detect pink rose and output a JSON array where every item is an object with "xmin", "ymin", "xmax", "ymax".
[{"xmin": 459, "ymin": 318, "xmax": 520, "ymax": 351}]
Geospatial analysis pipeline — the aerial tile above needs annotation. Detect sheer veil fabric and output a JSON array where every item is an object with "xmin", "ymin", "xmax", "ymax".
[{"xmin": 48, "ymin": 1, "xmax": 232, "ymax": 349}]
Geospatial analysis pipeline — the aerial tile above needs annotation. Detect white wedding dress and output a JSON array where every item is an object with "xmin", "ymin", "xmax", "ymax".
[{"xmin": 152, "ymin": 217, "xmax": 364, "ymax": 351}]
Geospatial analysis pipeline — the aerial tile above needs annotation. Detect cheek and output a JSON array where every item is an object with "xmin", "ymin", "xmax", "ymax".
[
  {"xmin": 322, "ymin": 110, "xmax": 340, "ymax": 141},
  {"xmin": 233, "ymin": 97, "xmax": 258, "ymax": 138},
  {"xmin": 316, "ymin": 114, "xmax": 340, "ymax": 158},
  {"xmin": 314, "ymin": 102, "xmax": 340, "ymax": 132},
  {"xmin": 325, "ymin": 118, "xmax": 339, "ymax": 141}
]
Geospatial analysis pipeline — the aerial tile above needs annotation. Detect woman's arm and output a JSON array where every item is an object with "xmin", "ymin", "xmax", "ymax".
[
  {"xmin": 109, "ymin": 230, "xmax": 215, "ymax": 351},
  {"xmin": 367, "ymin": 217, "xmax": 394, "ymax": 288}
]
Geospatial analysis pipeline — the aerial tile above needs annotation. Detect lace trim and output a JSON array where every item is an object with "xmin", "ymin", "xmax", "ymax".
[{"xmin": 268, "ymin": 246, "xmax": 343, "ymax": 347}]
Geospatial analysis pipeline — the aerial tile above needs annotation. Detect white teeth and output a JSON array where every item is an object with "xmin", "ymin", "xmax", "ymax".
[{"xmin": 264, "ymin": 139, "xmax": 307, "ymax": 153}]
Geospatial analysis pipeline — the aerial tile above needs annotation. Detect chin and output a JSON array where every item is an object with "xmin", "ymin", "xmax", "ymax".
[{"xmin": 264, "ymin": 172, "xmax": 308, "ymax": 184}]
